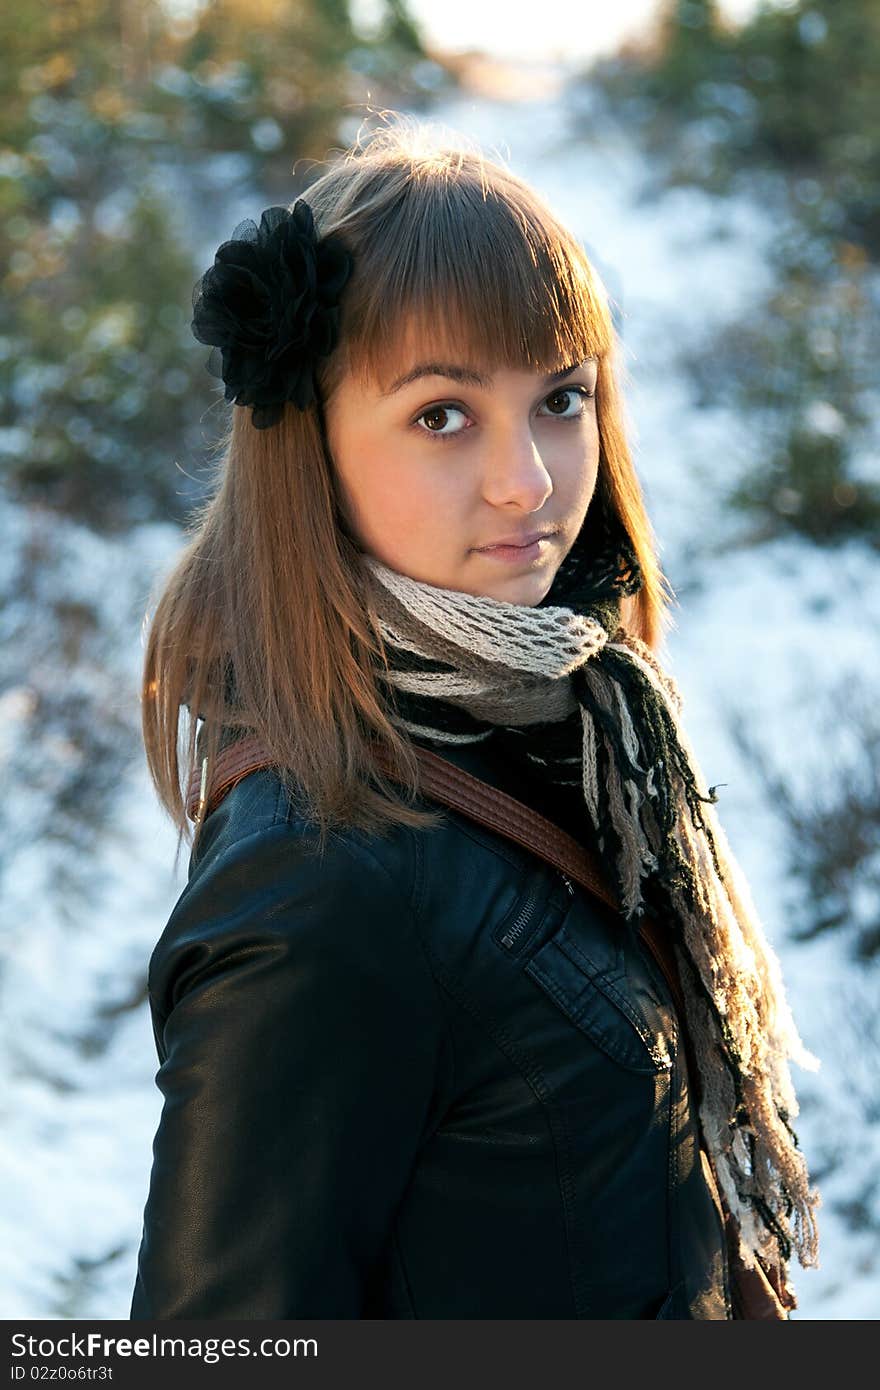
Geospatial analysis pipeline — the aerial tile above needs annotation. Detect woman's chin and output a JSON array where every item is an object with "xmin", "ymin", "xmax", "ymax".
[
  {"xmin": 462, "ymin": 568, "xmax": 558, "ymax": 607},
  {"xmin": 364, "ymin": 550, "xmax": 559, "ymax": 605}
]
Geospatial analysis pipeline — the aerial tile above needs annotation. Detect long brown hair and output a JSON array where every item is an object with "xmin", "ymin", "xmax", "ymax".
[{"xmin": 142, "ymin": 117, "xmax": 676, "ymax": 865}]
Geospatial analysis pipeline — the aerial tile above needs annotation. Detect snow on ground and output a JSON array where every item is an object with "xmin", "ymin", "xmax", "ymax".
[
  {"xmin": 0, "ymin": 499, "xmax": 187, "ymax": 1319},
  {"xmin": 668, "ymin": 536, "xmax": 880, "ymax": 1318},
  {"xmin": 2, "ymin": 68, "xmax": 877, "ymax": 1319}
]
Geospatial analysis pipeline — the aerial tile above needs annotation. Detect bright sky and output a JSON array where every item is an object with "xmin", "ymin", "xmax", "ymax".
[
  {"xmin": 376, "ymin": 0, "xmax": 767, "ymax": 64},
  {"xmin": 161, "ymin": 1, "xmax": 773, "ymax": 66}
]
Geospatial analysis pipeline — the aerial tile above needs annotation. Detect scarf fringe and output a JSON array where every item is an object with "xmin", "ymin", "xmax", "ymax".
[
  {"xmin": 578, "ymin": 632, "xmax": 821, "ymax": 1272},
  {"xmin": 362, "ymin": 554, "xmax": 822, "ymax": 1276}
]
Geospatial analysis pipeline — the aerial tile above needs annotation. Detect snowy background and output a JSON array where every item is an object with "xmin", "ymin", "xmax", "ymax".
[{"xmin": 2, "ymin": 63, "xmax": 878, "ymax": 1320}]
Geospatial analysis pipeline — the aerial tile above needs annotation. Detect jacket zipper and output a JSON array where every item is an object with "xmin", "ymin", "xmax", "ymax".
[
  {"xmin": 498, "ymin": 887, "xmax": 542, "ymax": 951},
  {"xmin": 499, "ymin": 871, "xmax": 574, "ymax": 952}
]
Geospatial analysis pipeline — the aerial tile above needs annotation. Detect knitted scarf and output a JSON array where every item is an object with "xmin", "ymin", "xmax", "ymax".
[{"xmin": 361, "ymin": 506, "xmax": 821, "ymax": 1278}]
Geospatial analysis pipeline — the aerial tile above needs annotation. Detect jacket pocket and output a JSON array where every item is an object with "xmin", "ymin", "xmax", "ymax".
[{"xmin": 524, "ymin": 922, "xmax": 674, "ymax": 1074}]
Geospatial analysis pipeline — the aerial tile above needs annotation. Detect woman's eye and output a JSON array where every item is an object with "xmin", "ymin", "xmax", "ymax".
[
  {"xmin": 413, "ymin": 386, "xmax": 595, "ymax": 441},
  {"xmin": 414, "ymin": 403, "xmax": 469, "ymax": 439},
  {"xmin": 539, "ymin": 386, "xmax": 595, "ymax": 418}
]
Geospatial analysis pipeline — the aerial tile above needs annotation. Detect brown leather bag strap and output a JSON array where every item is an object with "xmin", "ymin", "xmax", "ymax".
[
  {"xmin": 376, "ymin": 744, "xmax": 621, "ymax": 914},
  {"xmin": 186, "ymin": 734, "xmax": 616, "ymax": 896},
  {"xmin": 185, "ymin": 734, "xmax": 684, "ymax": 1017}
]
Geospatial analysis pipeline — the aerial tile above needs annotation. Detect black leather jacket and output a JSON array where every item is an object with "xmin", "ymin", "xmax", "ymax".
[{"xmin": 130, "ymin": 737, "xmax": 732, "ymax": 1319}]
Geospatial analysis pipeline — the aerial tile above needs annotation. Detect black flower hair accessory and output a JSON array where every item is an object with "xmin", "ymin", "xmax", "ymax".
[{"xmin": 191, "ymin": 200, "xmax": 353, "ymax": 429}]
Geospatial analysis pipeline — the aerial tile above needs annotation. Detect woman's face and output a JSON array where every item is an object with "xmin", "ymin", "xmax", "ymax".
[{"xmin": 323, "ymin": 330, "xmax": 601, "ymax": 606}]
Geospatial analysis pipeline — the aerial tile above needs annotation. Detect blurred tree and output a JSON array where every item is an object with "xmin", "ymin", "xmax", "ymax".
[
  {"xmin": 593, "ymin": 0, "xmax": 880, "ymax": 258},
  {"xmin": 729, "ymin": 678, "xmax": 880, "ymax": 962},
  {"xmin": 644, "ymin": 0, "xmax": 729, "ymax": 114},
  {"xmin": 731, "ymin": 0, "xmax": 880, "ymax": 255},
  {"xmin": 379, "ymin": 0, "xmax": 424, "ymax": 53},
  {"xmin": 586, "ymin": 0, "xmax": 880, "ymax": 551},
  {"xmin": 0, "ymin": 0, "xmax": 438, "ymax": 530},
  {"xmin": 679, "ymin": 234, "xmax": 880, "ymax": 548},
  {"xmin": 162, "ymin": 0, "xmax": 360, "ymax": 166}
]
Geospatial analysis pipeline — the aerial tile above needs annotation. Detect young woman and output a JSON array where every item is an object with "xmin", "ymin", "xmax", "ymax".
[{"xmin": 131, "ymin": 120, "xmax": 821, "ymax": 1320}]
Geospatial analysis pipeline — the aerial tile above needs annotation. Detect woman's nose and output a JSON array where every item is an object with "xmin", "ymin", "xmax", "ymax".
[{"xmin": 479, "ymin": 432, "xmax": 553, "ymax": 512}]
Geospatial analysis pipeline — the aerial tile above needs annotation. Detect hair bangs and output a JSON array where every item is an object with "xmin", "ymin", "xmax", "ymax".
[{"xmin": 325, "ymin": 166, "xmax": 613, "ymax": 392}]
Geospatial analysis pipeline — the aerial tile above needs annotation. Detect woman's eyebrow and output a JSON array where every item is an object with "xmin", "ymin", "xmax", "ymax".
[{"xmin": 382, "ymin": 359, "xmax": 593, "ymax": 397}]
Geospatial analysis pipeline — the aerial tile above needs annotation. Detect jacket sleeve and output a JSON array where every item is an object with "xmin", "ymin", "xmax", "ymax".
[{"xmin": 129, "ymin": 822, "xmax": 447, "ymax": 1319}]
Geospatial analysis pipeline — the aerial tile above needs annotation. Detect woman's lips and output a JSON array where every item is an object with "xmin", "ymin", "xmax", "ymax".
[{"xmin": 474, "ymin": 535, "xmax": 555, "ymax": 563}]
